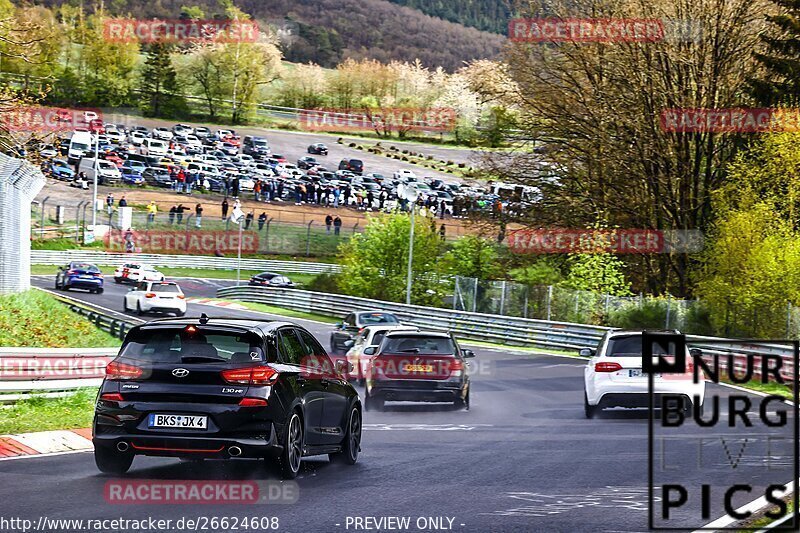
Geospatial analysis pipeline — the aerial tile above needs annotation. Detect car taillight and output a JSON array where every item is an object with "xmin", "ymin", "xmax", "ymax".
[
  {"xmin": 145, "ymin": 292, "xmax": 156, "ymax": 298},
  {"xmin": 239, "ymin": 397, "xmax": 268, "ymax": 407},
  {"xmin": 450, "ymin": 358, "xmax": 464, "ymax": 377},
  {"xmin": 100, "ymin": 393, "xmax": 124, "ymax": 402},
  {"xmin": 66, "ymin": 270, "xmax": 76, "ymax": 275},
  {"xmin": 177, "ymin": 294, "xmax": 185, "ymax": 299},
  {"xmin": 106, "ymin": 361, "xmax": 143, "ymax": 380},
  {"xmin": 221, "ymin": 366, "xmax": 278, "ymax": 386},
  {"xmin": 92, "ymin": 273, "xmax": 102, "ymax": 277},
  {"xmin": 595, "ymin": 362, "xmax": 623, "ymax": 373}
]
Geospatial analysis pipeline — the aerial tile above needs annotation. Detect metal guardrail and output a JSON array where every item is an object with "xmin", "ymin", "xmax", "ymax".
[
  {"xmin": 30, "ymin": 250, "xmax": 342, "ymax": 274},
  {"xmin": 216, "ymin": 286, "xmax": 800, "ymax": 381},
  {"xmin": 217, "ymin": 286, "xmax": 609, "ymax": 351}
]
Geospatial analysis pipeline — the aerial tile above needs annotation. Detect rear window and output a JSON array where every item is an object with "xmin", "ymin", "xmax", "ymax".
[
  {"xmin": 120, "ymin": 328, "xmax": 272, "ymax": 364},
  {"xmin": 606, "ymin": 335, "xmax": 675, "ymax": 357},
  {"xmin": 358, "ymin": 313, "xmax": 398, "ymax": 325},
  {"xmin": 72, "ymin": 263, "xmax": 100, "ymax": 273},
  {"xmin": 381, "ymin": 335, "xmax": 456, "ymax": 355},
  {"xmin": 153, "ymin": 283, "xmax": 180, "ymax": 293}
]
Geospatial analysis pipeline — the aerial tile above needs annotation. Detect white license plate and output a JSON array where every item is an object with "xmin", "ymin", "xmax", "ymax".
[
  {"xmin": 628, "ymin": 369, "xmax": 661, "ymax": 378},
  {"xmin": 148, "ymin": 414, "xmax": 207, "ymax": 429}
]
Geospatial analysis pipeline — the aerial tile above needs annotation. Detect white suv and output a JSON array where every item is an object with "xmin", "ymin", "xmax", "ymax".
[
  {"xmin": 583, "ymin": 330, "xmax": 705, "ymax": 418},
  {"xmin": 344, "ymin": 325, "xmax": 420, "ymax": 383},
  {"xmin": 124, "ymin": 281, "xmax": 186, "ymax": 317}
]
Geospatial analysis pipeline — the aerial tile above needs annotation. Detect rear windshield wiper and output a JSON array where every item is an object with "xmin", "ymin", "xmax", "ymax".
[
  {"xmin": 398, "ymin": 348, "xmax": 421, "ymax": 353},
  {"xmin": 180, "ymin": 355, "xmax": 227, "ymax": 363}
]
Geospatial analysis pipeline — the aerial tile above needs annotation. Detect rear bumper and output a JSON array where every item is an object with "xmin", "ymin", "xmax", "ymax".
[
  {"xmin": 93, "ymin": 424, "xmax": 280, "ymax": 459},
  {"xmin": 598, "ymin": 393, "xmax": 699, "ymax": 409},
  {"xmin": 369, "ymin": 379, "xmax": 465, "ymax": 403},
  {"xmin": 67, "ymin": 278, "xmax": 103, "ymax": 289}
]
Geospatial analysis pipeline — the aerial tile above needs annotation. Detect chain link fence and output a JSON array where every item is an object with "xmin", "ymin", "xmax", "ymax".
[{"xmin": 452, "ymin": 276, "xmax": 800, "ymax": 339}]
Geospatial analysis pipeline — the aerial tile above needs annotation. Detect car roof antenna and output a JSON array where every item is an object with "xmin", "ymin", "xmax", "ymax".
[{"xmin": 199, "ymin": 313, "xmax": 209, "ymax": 325}]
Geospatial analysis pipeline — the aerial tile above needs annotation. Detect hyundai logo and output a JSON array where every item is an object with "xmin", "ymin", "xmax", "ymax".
[{"xmin": 172, "ymin": 368, "xmax": 190, "ymax": 378}]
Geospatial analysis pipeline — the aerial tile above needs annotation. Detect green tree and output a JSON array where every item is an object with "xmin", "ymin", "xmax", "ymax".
[
  {"xmin": 140, "ymin": 43, "xmax": 186, "ymax": 118},
  {"xmin": 81, "ymin": 14, "xmax": 139, "ymax": 106},
  {"xmin": 563, "ymin": 253, "xmax": 630, "ymax": 296},
  {"xmin": 509, "ymin": 259, "xmax": 564, "ymax": 287},
  {"xmin": 338, "ymin": 214, "xmax": 446, "ymax": 305},
  {"xmin": 750, "ymin": 0, "xmax": 800, "ymax": 106},
  {"xmin": 444, "ymin": 235, "xmax": 501, "ymax": 279}
]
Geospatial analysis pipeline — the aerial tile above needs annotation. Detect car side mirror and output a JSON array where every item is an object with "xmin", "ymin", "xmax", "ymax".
[
  {"xmin": 579, "ymin": 348, "xmax": 595, "ymax": 358},
  {"xmin": 462, "ymin": 349, "xmax": 475, "ymax": 359},
  {"xmin": 689, "ymin": 348, "xmax": 702, "ymax": 358},
  {"xmin": 363, "ymin": 347, "xmax": 376, "ymax": 356},
  {"xmin": 334, "ymin": 359, "xmax": 352, "ymax": 375},
  {"xmin": 343, "ymin": 340, "xmax": 354, "ymax": 348}
]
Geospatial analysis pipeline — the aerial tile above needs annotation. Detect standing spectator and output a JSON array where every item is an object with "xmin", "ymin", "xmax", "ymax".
[
  {"xmin": 176, "ymin": 203, "xmax": 186, "ymax": 225},
  {"xmin": 245, "ymin": 211, "xmax": 254, "ymax": 230},
  {"xmin": 277, "ymin": 180, "xmax": 285, "ymax": 200},
  {"xmin": 178, "ymin": 168, "xmax": 186, "ymax": 193},
  {"xmin": 333, "ymin": 187, "xmax": 341, "ymax": 207},
  {"xmin": 221, "ymin": 199, "xmax": 229, "ymax": 221},
  {"xmin": 195, "ymin": 203, "xmax": 203, "ymax": 228},
  {"xmin": 232, "ymin": 176, "xmax": 240, "ymax": 198},
  {"xmin": 440, "ymin": 199, "xmax": 447, "ymax": 220},
  {"xmin": 366, "ymin": 190, "xmax": 375, "ymax": 211},
  {"xmin": 254, "ymin": 180, "xmax": 261, "ymax": 202},
  {"xmin": 118, "ymin": 195, "xmax": 127, "ymax": 208},
  {"xmin": 343, "ymin": 186, "xmax": 352, "ymax": 207},
  {"xmin": 185, "ymin": 170, "xmax": 194, "ymax": 195},
  {"xmin": 325, "ymin": 214, "xmax": 333, "ymax": 233},
  {"xmin": 333, "ymin": 215, "xmax": 342, "ymax": 236},
  {"xmin": 439, "ymin": 224, "xmax": 446, "ymax": 241},
  {"xmin": 147, "ymin": 201, "xmax": 157, "ymax": 224},
  {"xmin": 379, "ymin": 190, "xmax": 387, "ymax": 210},
  {"xmin": 106, "ymin": 193, "xmax": 114, "ymax": 216},
  {"xmin": 258, "ymin": 212, "xmax": 267, "ymax": 231},
  {"xmin": 294, "ymin": 184, "xmax": 303, "ymax": 205},
  {"xmin": 168, "ymin": 205, "xmax": 177, "ymax": 224}
]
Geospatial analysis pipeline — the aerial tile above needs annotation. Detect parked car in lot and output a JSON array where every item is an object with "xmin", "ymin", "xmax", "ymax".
[
  {"xmin": 242, "ymin": 135, "xmax": 270, "ymax": 157},
  {"xmin": 123, "ymin": 280, "xmax": 186, "ymax": 316},
  {"xmin": 338, "ymin": 158, "xmax": 364, "ymax": 174},
  {"xmin": 48, "ymin": 159, "xmax": 75, "ymax": 180},
  {"xmin": 142, "ymin": 166, "xmax": 173, "ymax": 187},
  {"xmin": 55, "ymin": 262, "xmax": 104, "ymax": 293},
  {"xmin": 582, "ymin": 330, "xmax": 705, "ymax": 418},
  {"xmin": 114, "ymin": 263, "xmax": 165, "ymax": 284},
  {"xmin": 121, "ymin": 170, "xmax": 145, "ymax": 186},
  {"xmin": 363, "ymin": 331, "xmax": 474, "ymax": 411},
  {"xmin": 330, "ymin": 311, "xmax": 401, "ymax": 352},
  {"xmin": 345, "ymin": 325, "xmax": 420, "ymax": 384},
  {"xmin": 307, "ymin": 143, "xmax": 328, "ymax": 155},
  {"xmin": 297, "ymin": 156, "xmax": 318, "ymax": 169},
  {"xmin": 92, "ymin": 315, "xmax": 362, "ymax": 478},
  {"xmin": 78, "ymin": 158, "xmax": 122, "ymax": 185},
  {"xmin": 248, "ymin": 272, "xmax": 296, "ymax": 288},
  {"xmin": 151, "ymin": 127, "xmax": 174, "ymax": 141}
]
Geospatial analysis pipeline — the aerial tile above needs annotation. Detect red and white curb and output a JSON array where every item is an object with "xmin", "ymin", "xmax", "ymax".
[
  {"xmin": 0, "ymin": 428, "xmax": 92, "ymax": 459},
  {"xmin": 186, "ymin": 298, "xmax": 249, "ymax": 311}
]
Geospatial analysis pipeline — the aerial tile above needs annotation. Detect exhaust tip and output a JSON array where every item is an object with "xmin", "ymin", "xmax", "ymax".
[
  {"xmin": 228, "ymin": 446, "xmax": 242, "ymax": 457},
  {"xmin": 116, "ymin": 441, "xmax": 129, "ymax": 452}
]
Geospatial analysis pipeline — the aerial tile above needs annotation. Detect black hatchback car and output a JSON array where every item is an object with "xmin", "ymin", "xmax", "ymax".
[
  {"xmin": 363, "ymin": 331, "xmax": 474, "ymax": 411},
  {"xmin": 249, "ymin": 272, "xmax": 295, "ymax": 288},
  {"xmin": 93, "ymin": 315, "xmax": 362, "ymax": 479}
]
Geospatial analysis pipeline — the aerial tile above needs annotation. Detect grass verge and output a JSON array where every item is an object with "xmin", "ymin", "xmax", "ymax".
[
  {"xmin": 223, "ymin": 300, "xmax": 340, "ymax": 324},
  {"xmin": 0, "ymin": 389, "xmax": 96, "ymax": 434},
  {"xmin": 0, "ymin": 290, "xmax": 120, "ymax": 348}
]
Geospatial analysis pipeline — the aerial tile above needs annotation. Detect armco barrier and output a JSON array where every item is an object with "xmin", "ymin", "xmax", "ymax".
[
  {"xmin": 216, "ymin": 286, "xmax": 800, "ymax": 381},
  {"xmin": 216, "ymin": 286, "xmax": 609, "ymax": 351},
  {"xmin": 30, "ymin": 250, "xmax": 341, "ymax": 275}
]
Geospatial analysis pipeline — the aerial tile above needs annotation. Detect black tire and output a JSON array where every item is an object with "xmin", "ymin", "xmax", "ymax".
[
  {"xmin": 123, "ymin": 299, "xmax": 128, "ymax": 312},
  {"xmin": 584, "ymin": 391, "xmax": 597, "ymax": 419},
  {"xmin": 98, "ymin": 287, "xmax": 103, "ymax": 294},
  {"xmin": 94, "ymin": 446, "xmax": 133, "ymax": 474},
  {"xmin": 114, "ymin": 277, "xmax": 122, "ymax": 284},
  {"xmin": 329, "ymin": 406, "xmax": 361, "ymax": 465},
  {"xmin": 365, "ymin": 392, "xmax": 383, "ymax": 412},
  {"xmin": 279, "ymin": 412, "xmax": 303, "ymax": 480},
  {"xmin": 175, "ymin": 310, "xmax": 185, "ymax": 317},
  {"xmin": 454, "ymin": 388, "xmax": 470, "ymax": 410},
  {"xmin": 54, "ymin": 277, "xmax": 60, "ymax": 290},
  {"xmin": 136, "ymin": 302, "xmax": 144, "ymax": 316}
]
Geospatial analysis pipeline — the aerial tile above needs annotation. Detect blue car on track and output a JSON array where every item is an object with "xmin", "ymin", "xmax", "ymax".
[{"xmin": 55, "ymin": 262, "xmax": 104, "ymax": 294}]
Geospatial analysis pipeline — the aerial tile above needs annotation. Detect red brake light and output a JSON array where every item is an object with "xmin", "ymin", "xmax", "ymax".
[
  {"xmin": 221, "ymin": 366, "xmax": 278, "ymax": 386},
  {"xmin": 239, "ymin": 397, "xmax": 268, "ymax": 407},
  {"xmin": 177, "ymin": 294, "xmax": 186, "ymax": 299},
  {"xmin": 66, "ymin": 269, "xmax": 76, "ymax": 275},
  {"xmin": 144, "ymin": 292, "xmax": 156, "ymax": 298},
  {"xmin": 450, "ymin": 358, "xmax": 464, "ymax": 376},
  {"xmin": 106, "ymin": 361, "xmax": 143, "ymax": 380},
  {"xmin": 100, "ymin": 393, "xmax": 124, "ymax": 402},
  {"xmin": 595, "ymin": 362, "xmax": 623, "ymax": 373}
]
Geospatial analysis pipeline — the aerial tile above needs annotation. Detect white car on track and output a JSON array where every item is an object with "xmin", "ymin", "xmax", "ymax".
[
  {"xmin": 124, "ymin": 280, "xmax": 186, "ymax": 316},
  {"xmin": 344, "ymin": 325, "xmax": 420, "ymax": 383},
  {"xmin": 113, "ymin": 263, "xmax": 165, "ymax": 284},
  {"xmin": 583, "ymin": 330, "xmax": 705, "ymax": 418}
]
